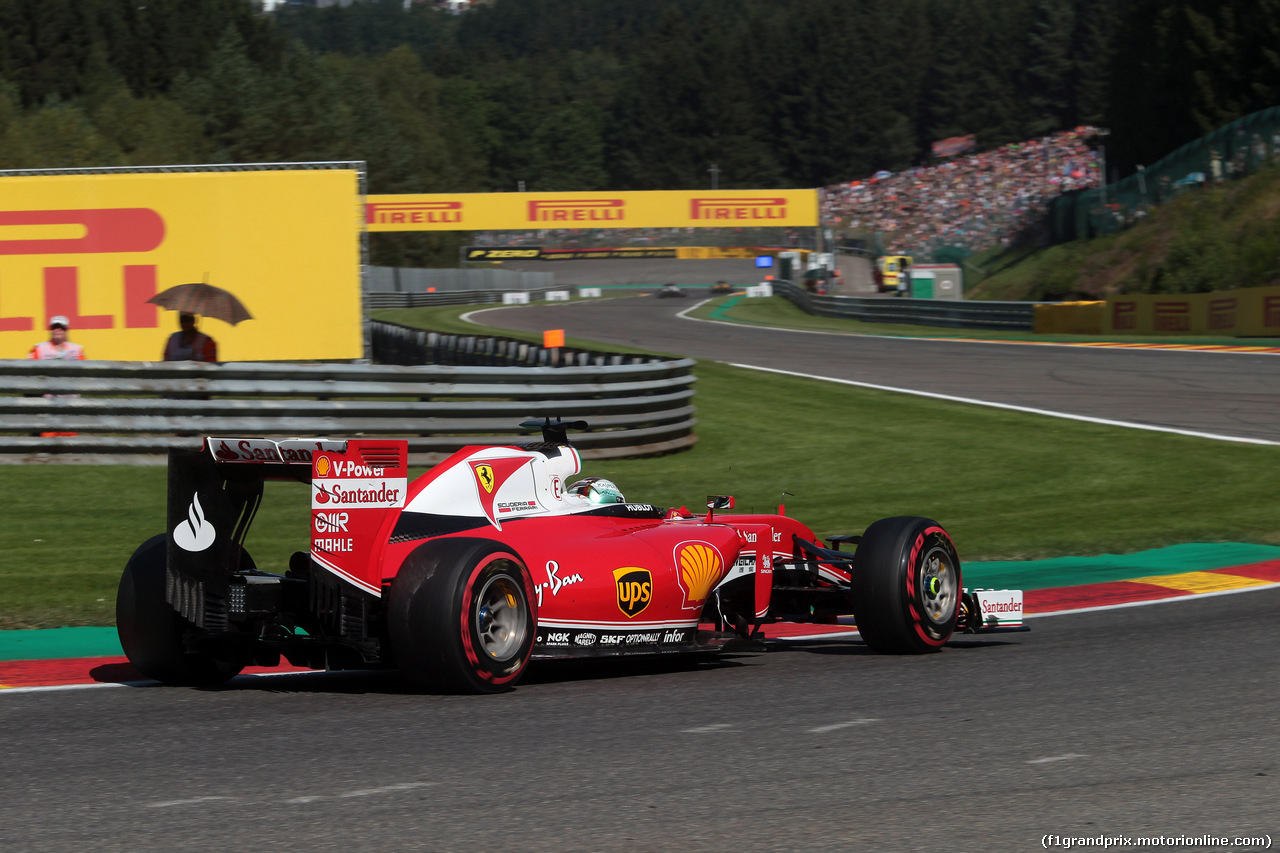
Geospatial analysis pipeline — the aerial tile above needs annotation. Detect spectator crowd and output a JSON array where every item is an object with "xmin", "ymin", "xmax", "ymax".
[{"xmin": 821, "ymin": 127, "xmax": 1103, "ymax": 257}]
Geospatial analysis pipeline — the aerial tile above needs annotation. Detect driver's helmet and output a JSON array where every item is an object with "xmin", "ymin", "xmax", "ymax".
[{"xmin": 567, "ymin": 477, "xmax": 625, "ymax": 505}]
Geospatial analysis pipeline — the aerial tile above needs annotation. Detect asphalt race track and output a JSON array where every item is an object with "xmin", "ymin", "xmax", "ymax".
[
  {"xmin": 3, "ymin": 296, "xmax": 1278, "ymax": 852},
  {"xmin": 472, "ymin": 294, "xmax": 1280, "ymax": 443},
  {"xmin": 1, "ymin": 594, "xmax": 1277, "ymax": 851}
]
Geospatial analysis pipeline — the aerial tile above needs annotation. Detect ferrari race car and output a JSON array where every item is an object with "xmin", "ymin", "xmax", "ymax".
[{"xmin": 116, "ymin": 420, "xmax": 1025, "ymax": 693}]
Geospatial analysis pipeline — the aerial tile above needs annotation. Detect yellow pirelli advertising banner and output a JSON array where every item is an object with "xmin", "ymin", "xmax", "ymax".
[
  {"xmin": 365, "ymin": 189, "xmax": 819, "ymax": 232},
  {"xmin": 1104, "ymin": 287, "xmax": 1280, "ymax": 336},
  {"xmin": 0, "ymin": 169, "xmax": 363, "ymax": 361}
]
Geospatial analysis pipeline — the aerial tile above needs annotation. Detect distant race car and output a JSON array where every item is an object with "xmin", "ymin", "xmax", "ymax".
[
  {"xmin": 656, "ymin": 283, "xmax": 687, "ymax": 298},
  {"xmin": 710, "ymin": 281, "xmax": 734, "ymax": 295},
  {"xmin": 117, "ymin": 420, "xmax": 1025, "ymax": 693}
]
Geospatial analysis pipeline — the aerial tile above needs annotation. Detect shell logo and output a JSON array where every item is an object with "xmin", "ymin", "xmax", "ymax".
[
  {"xmin": 315, "ymin": 456, "xmax": 331, "ymax": 478},
  {"xmin": 676, "ymin": 542, "xmax": 722, "ymax": 611}
]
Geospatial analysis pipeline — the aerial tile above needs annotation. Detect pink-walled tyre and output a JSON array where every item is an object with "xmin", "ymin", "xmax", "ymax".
[
  {"xmin": 851, "ymin": 517, "xmax": 961, "ymax": 654},
  {"xmin": 388, "ymin": 538, "xmax": 536, "ymax": 693},
  {"xmin": 116, "ymin": 534, "xmax": 243, "ymax": 685}
]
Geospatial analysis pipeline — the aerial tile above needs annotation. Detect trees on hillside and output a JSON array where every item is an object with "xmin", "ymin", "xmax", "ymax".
[
  {"xmin": 1107, "ymin": 0, "xmax": 1280, "ymax": 174},
  {"xmin": 0, "ymin": 0, "xmax": 1273, "ymax": 210}
]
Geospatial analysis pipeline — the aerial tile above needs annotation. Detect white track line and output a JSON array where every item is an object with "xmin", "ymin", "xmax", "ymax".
[
  {"xmin": 147, "ymin": 796, "xmax": 237, "ymax": 809},
  {"xmin": 726, "ymin": 362, "xmax": 1280, "ymax": 446},
  {"xmin": 681, "ymin": 723, "xmax": 735, "ymax": 733},
  {"xmin": 1028, "ymin": 753, "xmax": 1088, "ymax": 764},
  {"xmin": 464, "ymin": 300, "xmax": 1280, "ymax": 444},
  {"xmin": 808, "ymin": 719, "xmax": 879, "ymax": 733},
  {"xmin": 0, "ymin": 681, "xmax": 137, "ymax": 695}
]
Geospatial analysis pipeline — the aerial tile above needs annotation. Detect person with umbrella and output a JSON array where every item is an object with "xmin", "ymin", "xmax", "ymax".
[
  {"xmin": 162, "ymin": 312, "xmax": 217, "ymax": 362},
  {"xmin": 149, "ymin": 281, "xmax": 252, "ymax": 363}
]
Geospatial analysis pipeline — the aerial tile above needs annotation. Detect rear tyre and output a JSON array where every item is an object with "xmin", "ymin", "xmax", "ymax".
[
  {"xmin": 851, "ymin": 517, "xmax": 960, "ymax": 654},
  {"xmin": 116, "ymin": 534, "xmax": 244, "ymax": 685},
  {"xmin": 388, "ymin": 538, "xmax": 536, "ymax": 693}
]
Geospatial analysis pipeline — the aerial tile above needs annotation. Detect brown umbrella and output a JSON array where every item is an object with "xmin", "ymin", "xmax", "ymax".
[{"xmin": 148, "ymin": 282, "xmax": 254, "ymax": 325}]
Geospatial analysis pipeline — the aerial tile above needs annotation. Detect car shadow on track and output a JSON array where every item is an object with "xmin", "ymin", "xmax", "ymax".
[
  {"xmin": 781, "ymin": 638, "xmax": 1020, "ymax": 656},
  {"xmin": 101, "ymin": 654, "xmax": 759, "ymax": 696},
  {"xmin": 521, "ymin": 653, "xmax": 751, "ymax": 686},
  {"xmin": 90, "ymin": 640, "xmax": 1015, "ymax": 695}
]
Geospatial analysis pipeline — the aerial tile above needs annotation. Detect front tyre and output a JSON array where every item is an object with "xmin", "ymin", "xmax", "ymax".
[
  {"xmin": 388, "ymin": 538, "xmax": 537, "ymax": 693},
  {"xmin": 116, "ymin": 534, "xmax": 244, "ymax": 685},
  {"xmin": 851, "ymin": 517, "xmax": 960, "ymax": 654}
]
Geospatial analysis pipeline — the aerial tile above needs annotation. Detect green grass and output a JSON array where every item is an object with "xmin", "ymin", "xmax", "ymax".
[{"xmin": 4, "ymin": 348, "xmax": 1278, "ymax": 628}]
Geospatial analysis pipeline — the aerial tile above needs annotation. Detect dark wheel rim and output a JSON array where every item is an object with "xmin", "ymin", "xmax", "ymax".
[
  {"xmin": 918, "ymin": 545, "xmax": 958, "ymax": 627},
  {"xmin": 474, "ymin": 572, "xmax": 529, "ymax": 662}
]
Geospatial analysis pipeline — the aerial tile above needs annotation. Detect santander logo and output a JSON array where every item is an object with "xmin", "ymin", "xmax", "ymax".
[
  {"xmin": 173, "ymin": 493, "xmax": 216, "ymax": 552},
  {"xmin": 985, "ymin": 598, "xmax": 1023, "ymax": 613}
]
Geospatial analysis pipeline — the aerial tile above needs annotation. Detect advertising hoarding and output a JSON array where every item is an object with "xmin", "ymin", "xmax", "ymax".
[
  {"xmin": 1104, "ymin": 287, "xmax": 1280, "ymax": 336},
  {"xmin": 365, "ymin": 189, "xmax": 819, "ymax": 232},
  {"xmin": 0, "ymin": 168, "xmax": 363, "ymax": 361}
]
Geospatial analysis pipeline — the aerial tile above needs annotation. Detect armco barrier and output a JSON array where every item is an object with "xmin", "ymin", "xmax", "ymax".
[
  {"xmin": 370, "ymin": 321, "xmax": 655, "ymax": 369},
  {"xmin": 365, "ymin": 288, "xmax": 559, "ymax": 309},
  {"xmin": 774, "ymin": 280, "xmax": 1036, "ymax": 330},
  {"xmin": 1, "ymin": 332, "xmax": 696, "ymax": 464}
]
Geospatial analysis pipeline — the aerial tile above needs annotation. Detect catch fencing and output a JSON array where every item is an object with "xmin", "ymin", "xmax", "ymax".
[
  {"xmin": 1049, "ymin": 105, "xmax": 1280, "ymax": 241},
  {"xmin": 367, "ymin": 266, "xmax": 554, "ymax": 293}
]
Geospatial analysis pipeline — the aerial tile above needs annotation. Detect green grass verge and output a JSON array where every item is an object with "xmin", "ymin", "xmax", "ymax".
[{"xmin": 4, "ymin": 347, "xmax": 1278, "ymax": 628}]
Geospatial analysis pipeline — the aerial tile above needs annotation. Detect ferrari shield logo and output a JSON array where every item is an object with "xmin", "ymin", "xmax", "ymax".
[
  {"xmin": 614, "ymin": 567, "xmax": 653, "ymax": 618},
  {"xmin": 466, "ymin": 456, "xmax": 534, "ymax": 530}
]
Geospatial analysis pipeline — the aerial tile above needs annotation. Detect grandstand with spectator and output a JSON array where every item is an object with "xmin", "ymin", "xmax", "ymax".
[{"xmin": 821, "ymin": 127, "xmax": 1103, "ymax": 261}]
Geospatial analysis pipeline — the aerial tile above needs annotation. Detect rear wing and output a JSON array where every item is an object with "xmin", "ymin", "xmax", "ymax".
[
  {"xmin": 200, "ymin": 437, "xmax": 351, "ymax": 480},
  {"xmin": 164, "ymin": 437, "xmax": 401, "ymax": 627}
]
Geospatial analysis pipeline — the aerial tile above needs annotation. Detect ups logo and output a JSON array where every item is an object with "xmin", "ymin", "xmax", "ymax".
[{"xmin": 614, "ymin": 567, "xmax": 652, "ymax": 618}]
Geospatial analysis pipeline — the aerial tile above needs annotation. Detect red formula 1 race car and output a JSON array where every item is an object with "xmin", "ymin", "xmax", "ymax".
[{"xmin": 117, "ymin": 420, "xmax": 1025, "ymax": 693}]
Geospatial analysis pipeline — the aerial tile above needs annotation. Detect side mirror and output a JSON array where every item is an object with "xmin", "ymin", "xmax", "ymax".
[{"xmin": 706, "ymin": 495, "xmax": 735, "ymax": 510}]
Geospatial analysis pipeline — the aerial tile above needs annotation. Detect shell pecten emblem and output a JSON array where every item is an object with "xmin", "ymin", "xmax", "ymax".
[{"xmin": 676, "ymin": 542, "xmax": 723, "ymax": 611}]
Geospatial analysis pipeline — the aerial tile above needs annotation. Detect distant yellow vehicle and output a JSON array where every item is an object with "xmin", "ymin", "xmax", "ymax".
[{"xmin": 876, "ymin": 255, "xmax": 913, "ymax": 292}]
